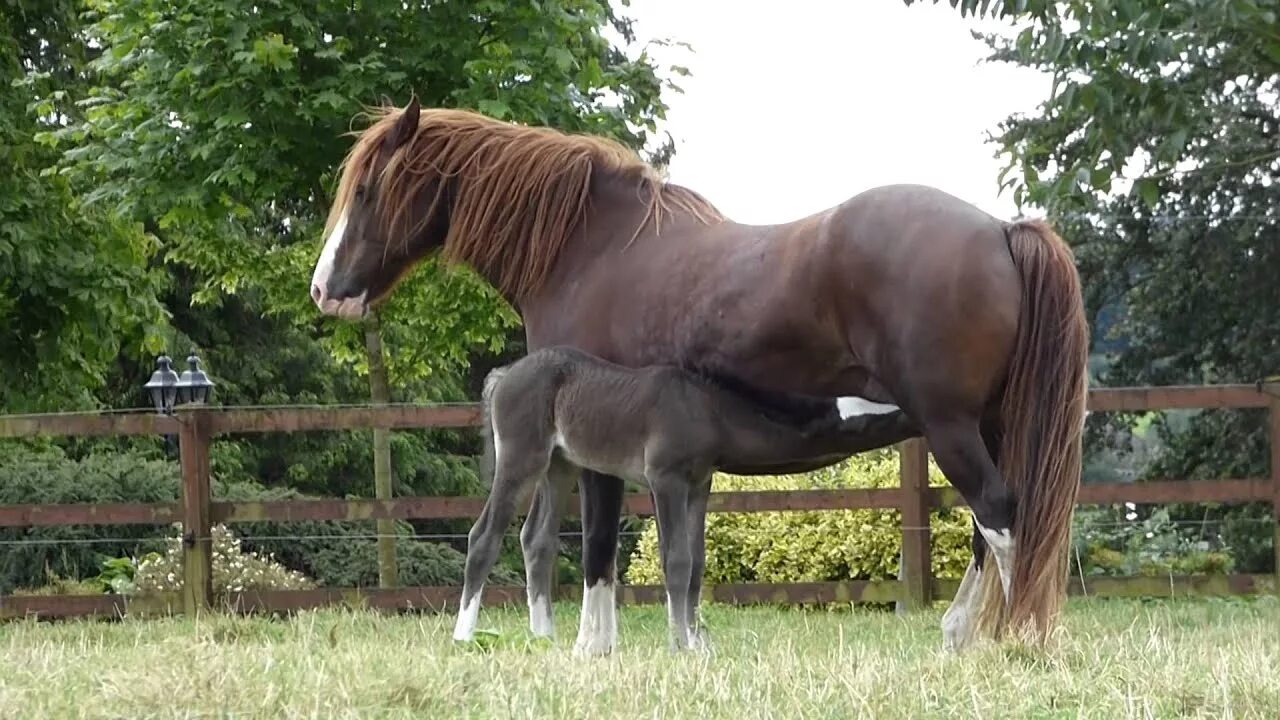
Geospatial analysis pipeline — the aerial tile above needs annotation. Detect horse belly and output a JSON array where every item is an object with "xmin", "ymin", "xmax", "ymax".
[{"xmin": 551, "ymin": 419, "xmax": 646, "ymax": 485}]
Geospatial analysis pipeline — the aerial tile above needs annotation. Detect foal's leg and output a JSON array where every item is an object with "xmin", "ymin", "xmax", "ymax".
[
  {"xmin": 573, "ymin": 470, "xmax": 625, "ymax": 657},
  {"xmin": 454, "ymin": 449, "xmax": 548, "ymax": 643},
  {"xmin": 684, "ymin": 472, "xmax": 713, "ymax": 652},
  {"xmin": 520, "ymin": 456, "xmax": 575, "ymax": 638},
  {"xmin": 925, "ymin": 416, "xmax": 1015, "ymax": 651},
  {"xmin": 650, "ymin": 470, "xmax": 695, "ymax": 652}
]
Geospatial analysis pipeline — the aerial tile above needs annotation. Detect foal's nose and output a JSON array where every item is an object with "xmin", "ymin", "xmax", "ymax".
[{"xmin": 311, "ymin": 282, "xmax": 325, "ymax": 305}]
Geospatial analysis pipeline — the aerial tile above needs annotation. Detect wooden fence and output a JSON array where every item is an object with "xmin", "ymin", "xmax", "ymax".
[{"xmin": 1, "ymin": 384, "xmax": 1277, "ymax": 620}]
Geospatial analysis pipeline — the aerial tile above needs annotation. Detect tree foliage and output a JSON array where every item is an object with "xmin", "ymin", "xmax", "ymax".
[
  {"xmin": 913, "ymin": 0, "xmax": 1278, "ymax": 569},
  {"xmin": 42, "ymin": 0, "xmax": 685, "ymax": 385},
  {"xmin": 3, "ymin": 0, "xmax": 692, "ymax": 586},
  {"xmin": 0, "ymin": 2, "xmax": 168, "ymax": 412}
]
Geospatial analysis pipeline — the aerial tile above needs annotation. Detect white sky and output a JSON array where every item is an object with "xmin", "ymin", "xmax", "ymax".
[{"xmin": 628, "ymin": 0, "xmax": 1051, "ymax": 224}]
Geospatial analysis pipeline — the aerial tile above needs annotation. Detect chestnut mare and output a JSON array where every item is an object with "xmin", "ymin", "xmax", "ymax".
[{"xmin": 310, "ymin": 99, "xmax": 1089, "ymax": 654}]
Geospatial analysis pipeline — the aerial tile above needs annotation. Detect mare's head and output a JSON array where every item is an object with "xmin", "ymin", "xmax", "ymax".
[
  {"xmin": 310, "ymin": 98, "xmax": 724, "ymax": 320},
  {"xmin": 310, "ymin": 98, "xmax": 438, "ymax": 319}
]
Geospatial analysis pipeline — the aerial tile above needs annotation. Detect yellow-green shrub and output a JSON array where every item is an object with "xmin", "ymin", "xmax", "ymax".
[{"xmin": 625, "ymin": 449, "xmax": 974, "ymax": 585}]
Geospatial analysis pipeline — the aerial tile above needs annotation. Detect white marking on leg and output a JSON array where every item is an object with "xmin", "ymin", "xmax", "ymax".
[
  {"xmin": 941, "ymin": 558, "xmax": 983, "ymax": 652},
  {"xmin": 976, "ymin": 520, "xmax": 1015, "ymax": 604},
  {"xmin": 573, "ymin": 580, "xmax": 617, "ymax": 657},
  {"xmin": 528, "ymin": 589, "xmax": 554, "ymax": 638},
  {"xmin": 665, "ymin": 591, "xmax": 689, "ymax": 650},
  {"xmin": 837, "ymin": 396, "xmax": 901, "ymax": 419},
  {"xmin": 310, "ymin": 211, "xmax": 347, "ymax": 306},
  {"xmin": 491, "ymin": 423, "xmax": 503, "ymax": 468},
  {"xmin": 452, "ymin": 593, "xmax": 481, "ymax": 642}
]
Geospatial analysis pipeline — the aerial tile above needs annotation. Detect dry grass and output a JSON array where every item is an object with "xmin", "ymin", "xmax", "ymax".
[{"xmin": 1, "ymin": 597, "xmax": 1278, "ymax": 719}]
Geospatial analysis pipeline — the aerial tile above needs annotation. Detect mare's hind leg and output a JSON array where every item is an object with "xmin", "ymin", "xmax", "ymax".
[
  {"xmin": 520, "ymin": 456, "xmax": 575, "ymax": 638},
  {"xmin": 941, "ymin": 524, "xmax": 987, "ymax": 651},
  {"xmin": 453, "ymin": 447, "xmax": 549, "ymax": 643},
  {"xmin": 925, "ymin": 416, "xmax": 1015, "ymax": 651},
  {"xmin": 573, "ymin": 471, "xmax": 625, "ymax": 657},
  {"xmin": 650, "ymin": 470, "xmax": 695, "ymax": 652}
]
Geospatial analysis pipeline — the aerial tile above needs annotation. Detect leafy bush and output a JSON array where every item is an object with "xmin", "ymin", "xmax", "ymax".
[
  {"xmin": 624, "ymin": 450, "xmax": 974, "ymax": 585},
  {"xmin": 0, "ymin": 444, "xmax": 521, "ymax": 593},
  {"xmin": 215, "ymin": 480, "xmax": 522, "ymax": 587},
  {"xmin": 0, "ymin": 443, "xmax": 178, "ymax": 594},
  {"xmin": 1071, "ymin": 505, "xmax": 1236, "ymax": 577},
  {"xmin": 130, "ymin": 524, "xmax": 315, "ymax": 594}
]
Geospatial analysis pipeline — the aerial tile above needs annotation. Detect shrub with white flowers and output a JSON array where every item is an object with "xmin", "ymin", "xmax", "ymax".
[{"xmin": 132, "ymin": 523, "xmax": 316, "ymax": 594}]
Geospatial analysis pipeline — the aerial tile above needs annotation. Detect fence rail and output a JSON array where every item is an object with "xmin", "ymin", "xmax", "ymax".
[{"xmin": 1, "ymin": 383, "xmax": 1278, "ymax": 619}]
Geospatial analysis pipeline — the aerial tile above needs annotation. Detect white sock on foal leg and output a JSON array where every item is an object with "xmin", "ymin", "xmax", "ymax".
[
  {"xmin": 528, "ymin": 589, "xmax": 554, "ymax": 638},
  {"xmin": 452, "ymin": 594, "xmax": 481, "ymax": 642}
]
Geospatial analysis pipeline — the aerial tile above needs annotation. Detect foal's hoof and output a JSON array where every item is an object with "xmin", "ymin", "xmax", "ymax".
[
  {"xmin": 572, "ymin": 634, "xmax": 616, "ymax": 658},
  {"xmin": 689, "ymin": 628, "xmax": 714, "ymax": 655}
]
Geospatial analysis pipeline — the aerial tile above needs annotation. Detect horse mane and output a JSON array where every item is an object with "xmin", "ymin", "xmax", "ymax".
[{"xmin": 325, "ymin": 106, "xmax": 725, "ymax": 299}]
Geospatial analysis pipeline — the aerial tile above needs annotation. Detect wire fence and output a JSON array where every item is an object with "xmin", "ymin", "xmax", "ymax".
[{"xmin": 0, "ymin": 517, "xmax": 1272, "ymax": 548}]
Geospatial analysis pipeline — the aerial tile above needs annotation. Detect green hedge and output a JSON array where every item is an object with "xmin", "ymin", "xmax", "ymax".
[
  {"xmin": 624, "ymin": 449, "xmax": 974, "ymax": 586},
  {"xmin": 0, "ymin": 444, "xmax": 519, "ymax": 593}
]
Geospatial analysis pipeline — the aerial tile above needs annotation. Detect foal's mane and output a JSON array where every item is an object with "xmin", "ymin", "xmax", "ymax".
[{"xmin": 325, "ymin": 105, "xmax": 725, "ymax": 299}]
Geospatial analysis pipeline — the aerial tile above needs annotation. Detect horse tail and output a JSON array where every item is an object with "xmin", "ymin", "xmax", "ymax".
[
  {"xmin": 977, "ymin": 219, "xmax": 1090, "ymax": 644},
  {"xmin": 478, "ymin": 365, "xmax": 510, "ymax": 488}
]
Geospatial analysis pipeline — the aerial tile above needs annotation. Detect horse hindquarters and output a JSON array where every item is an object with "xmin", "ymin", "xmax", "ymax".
[{"xmin": 920, "ymin": 220, "xmax": 1088, "ymax": 649}]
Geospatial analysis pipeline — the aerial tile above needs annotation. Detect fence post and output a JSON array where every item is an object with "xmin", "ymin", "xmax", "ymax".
[
  {"xmin": 365, "ymin": 314, "xmax": 399, "ymax": 589},
  {"xmin": 178, "ymin": 407, "xmax": 213, "ymax": 615},
  {"xmin": 897, "ymin": 438, "xmax": 932, "ymax": 612},
  {"xmin": 1270, "ymin": 392, "xmax": 1280, "ymax": 596}
]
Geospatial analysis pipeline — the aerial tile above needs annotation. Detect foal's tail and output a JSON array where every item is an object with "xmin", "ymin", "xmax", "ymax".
[
  {"xmin": 478, "ymin": 366, "xmax": 510, "ymax": 489},
  {"xmin": 978, "ymin": 219, "xmax": 1090, "ymax": 645}
]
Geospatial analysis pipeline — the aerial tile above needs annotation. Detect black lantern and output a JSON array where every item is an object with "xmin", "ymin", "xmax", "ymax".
[
  {"xmin": 176, "ymin": 354, "xmax": 214, "ymax": 406},
  {"xmin": 143, "ymin": 356, "xmax": 180, "ymax": 415}
]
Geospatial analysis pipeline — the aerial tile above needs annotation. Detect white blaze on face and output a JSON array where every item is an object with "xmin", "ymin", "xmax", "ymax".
[
  {"xmin": 310, "ymin": 211, "xmax": 348, "ymax": 308},
  {"xmin": 837, "ymin": 396, "xmax": 901, "ymax": 419}
]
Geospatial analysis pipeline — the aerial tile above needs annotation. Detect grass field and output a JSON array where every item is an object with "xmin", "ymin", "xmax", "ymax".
[{"xmin": 1, "ymin": 597, "xmax": 1278, "ymax": 719}]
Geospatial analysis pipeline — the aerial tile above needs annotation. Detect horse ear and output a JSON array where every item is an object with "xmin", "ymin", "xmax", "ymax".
[{"xmin": 383, "ymin": 96, "xmax": 420, "ymax": 152}]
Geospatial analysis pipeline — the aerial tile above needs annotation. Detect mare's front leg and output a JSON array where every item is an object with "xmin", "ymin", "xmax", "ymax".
[
  {"xmin": 520, "ymin": 456, "xmax": 576, "ymax": 638},
  {"xmin": 454, "ymin": 450, "xmax": 548, "ymax": 643},
  {"xmin": 650, "ymin": 470, "xmax": 695, "ymax": 652},
  {"xmin": 573, "ymin": 470, "xmax": 625, "ymax": 657}
]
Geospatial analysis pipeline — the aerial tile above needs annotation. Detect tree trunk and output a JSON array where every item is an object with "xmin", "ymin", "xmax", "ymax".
[{"xmin": 364, "ymin": 312, "xmax": 398, "ymax": 588}]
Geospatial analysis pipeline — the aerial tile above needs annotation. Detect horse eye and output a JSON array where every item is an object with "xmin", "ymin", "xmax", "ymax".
[{"xmin": 354, "ymin": 185, "xmax": 367, "ymax": 201}]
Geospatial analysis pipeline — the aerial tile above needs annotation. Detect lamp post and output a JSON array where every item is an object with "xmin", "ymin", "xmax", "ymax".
[
  {"xmin": 144, "ymin": 355, "xmax": 180, "ymax": 415},
  {"xmin": 144, "ymin": 354, "xmax": 214, "ymax": 453},
  {"xmin": 176, "ymin": 354, "xmax": 214, "ymax": 406}
]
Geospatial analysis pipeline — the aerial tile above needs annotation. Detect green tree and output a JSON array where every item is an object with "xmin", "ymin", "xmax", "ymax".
[
  {"xmin": 0, "ymin": 1, "xmax": 168, "ymax": 412},
  {"xmin": 46, "ymin": 0, "xmax": 685, "ymax": 382},
  {"xmin": 26, "ymin": 0, "xmax": 690, "ymax": 584},
  {"xmin": 909, "ymin": 0, "xmax": 1278, "ymax": 570}
]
